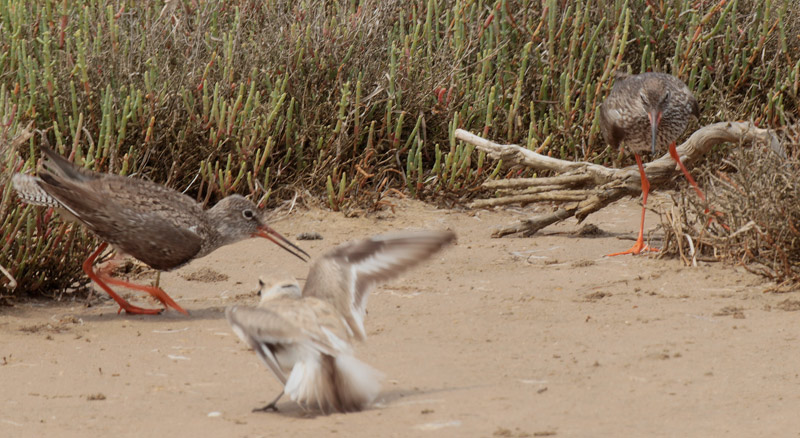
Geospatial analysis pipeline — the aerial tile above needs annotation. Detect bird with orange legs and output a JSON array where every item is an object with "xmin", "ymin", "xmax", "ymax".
[
  {"xmin": 13, "ymin": 145, "xmax": 309, "ymax": 315},
  {"xmin": 598, "ymin": 72, "xmax": 706, "ymax": 256}
]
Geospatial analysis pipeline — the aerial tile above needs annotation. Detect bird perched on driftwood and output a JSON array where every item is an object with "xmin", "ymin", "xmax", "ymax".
[
  {"xmin": 598, "ymin": 72, "xmax": 705, "ymax": 255},
  {"xmin": 12, "ymin": 145, "xmax": 308, "ymax": 315},
  {"xmin": 226, "ymin": 230, "xmax": 456, "ymax": 414}
]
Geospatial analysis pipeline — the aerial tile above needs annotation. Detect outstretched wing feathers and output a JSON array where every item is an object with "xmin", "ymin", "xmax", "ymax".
[{"xmin": 302, "ymin": 230, "xmax": 456, "ymax": 340}]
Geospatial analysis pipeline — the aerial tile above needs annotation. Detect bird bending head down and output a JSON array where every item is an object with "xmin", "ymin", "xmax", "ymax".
[
  {"xmin": 206, "ymin": 195, "xmax": 309, "ymax": 262},
  {"xmin": 638, "ymin": 78, "xmax": 672, "ymax": 155}
]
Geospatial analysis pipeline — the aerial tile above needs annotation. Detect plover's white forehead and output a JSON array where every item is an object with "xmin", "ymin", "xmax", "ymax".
[
  {"xmin": 256, "ymin": 274, "xmax": 302, "ymax": 303},
  {"xmin": 257, "ymin": 274, "xmax": 298, "ymax": 289}
]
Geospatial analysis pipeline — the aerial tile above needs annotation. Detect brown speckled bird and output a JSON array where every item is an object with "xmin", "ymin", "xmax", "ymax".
[
  {"xmin": 12, "ymin": 146, "xmax": 309, "ymax": 315},
  {"xmin": 599, "ymin": 72, "xmax": 704, "ymax": 256}
]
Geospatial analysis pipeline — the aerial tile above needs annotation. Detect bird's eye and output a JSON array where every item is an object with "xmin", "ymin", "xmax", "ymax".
[
  {"xmin": 242, "ymin": 209, "xmax": 255, "ymax": 220},
  {"xmin": 639, "ymin": 92, "xmax": 647, "ymax": 104},
  {"xmin": 663, "ymin": 90, "xmax": 670, "ymax": 102}
]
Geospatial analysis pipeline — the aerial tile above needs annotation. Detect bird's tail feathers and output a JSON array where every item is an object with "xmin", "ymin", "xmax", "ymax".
[
  {"xmin": 284, "ymin": 353, "xmax": 383, "ymax": 414},
  {"xmin": 11, "ymin": 174, "xmax": 60, "ymax": 208},
  {"xmin": 333, "ymin": 354, "xmax": 383, "ymax": 411},
  {"xmin": 285, "ymin": 357, "xmax": 333, "ymax": 412}
]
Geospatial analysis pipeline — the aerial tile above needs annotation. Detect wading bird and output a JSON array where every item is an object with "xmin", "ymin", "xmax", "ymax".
[
  {"xmin": 598, "ymin": 72, "xmax": 704, "ymax": 255},
  {"xmin": 13, "ymin": 146, "xmax": 308, "ymax": 315}
]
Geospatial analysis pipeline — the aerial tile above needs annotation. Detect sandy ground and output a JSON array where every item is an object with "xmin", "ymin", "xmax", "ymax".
[{"xmin": 2, "ymin": 196, "xmax": 800, "ymax": 438}]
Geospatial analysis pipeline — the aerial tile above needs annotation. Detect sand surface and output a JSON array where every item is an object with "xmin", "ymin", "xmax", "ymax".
[{"xmin": 2, "ymin": 196, "xmax": 800, "ymax": 437}]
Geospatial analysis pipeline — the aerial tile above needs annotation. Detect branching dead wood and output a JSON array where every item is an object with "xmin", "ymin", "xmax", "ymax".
[{"xmin": 456, "ymin": 122, "xmax": 780, "ymax": 237}]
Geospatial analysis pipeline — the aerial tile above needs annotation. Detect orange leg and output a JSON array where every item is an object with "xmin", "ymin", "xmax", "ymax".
[
  {"xmin": 668, "ymin": 142, "xmax": 705, "ymax": 201},
  {"xmin": 84, "ymin": 243, "xmax": 188, "ymax": 315},
  {"xmin": 83, "ymin": 243, "xmax": 163, "ymax": 315},
  {"xmin": 607, "ymin": 153, "xmax": 659, "ymax": 256},
  {"xmin": 668, "ymin": 142, "xmax": 729, "ymax": 230},
  {"xmin": 99, "ymin": 273, "xmax": 188, "ymax": 315}
]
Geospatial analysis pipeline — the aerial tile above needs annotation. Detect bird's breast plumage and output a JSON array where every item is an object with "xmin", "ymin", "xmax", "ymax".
[{"xmin": 599, "ymin": 72, "xmax": 698, "ymax": 155}]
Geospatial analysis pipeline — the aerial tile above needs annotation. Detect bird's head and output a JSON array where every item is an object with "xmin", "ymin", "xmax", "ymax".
[
  {"xmin": 256, "ymin": 275, "xmax": 302, "ymax": 303},
  {"xmin": 210, "ymin": 195, "xmax": 308, "ymax": 262},
  {"xmin": 639, "ymin": 82, "xmax": 672, "ymax": 155}
]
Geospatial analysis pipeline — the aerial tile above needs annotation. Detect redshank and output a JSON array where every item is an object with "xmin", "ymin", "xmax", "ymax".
[
  {"xmin": 598, "ymin": 72, "xmax": 704, "ymax": 255},
  {"xmin": 226, "ymin": 230, "xmax": 456, "ymax": 413},
  {"xmin": 12, "ymin": 145, "xmax": 309, "ymax": 315}
]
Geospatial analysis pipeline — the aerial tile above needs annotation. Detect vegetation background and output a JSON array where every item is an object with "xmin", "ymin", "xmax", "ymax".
[{"xmin": 0, "ymin": 0, "xmax": 797, "ymax": 296}]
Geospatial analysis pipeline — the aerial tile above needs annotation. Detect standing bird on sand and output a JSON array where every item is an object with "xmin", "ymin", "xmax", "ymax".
[
  {"xmin": 12, "ymin": 145, "xmax": 309, "ymax": 315},
  {"xmin": 226, "ymin": 230, "xmax": 456, "ymax": 414},
  {"xmin": 598, "ymin": 72, "xmax": 705, "ymax": 256}
]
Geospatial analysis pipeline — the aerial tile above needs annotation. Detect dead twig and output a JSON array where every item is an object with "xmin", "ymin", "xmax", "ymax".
[{"xmin": 457, "ymin": 122, "xmax": 780, "ymax": 237}]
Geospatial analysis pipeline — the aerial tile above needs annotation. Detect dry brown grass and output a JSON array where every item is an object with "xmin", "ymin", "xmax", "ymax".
[{"xmin": 659, "ymin": 127, "xmax": 800, "ymax": 288}]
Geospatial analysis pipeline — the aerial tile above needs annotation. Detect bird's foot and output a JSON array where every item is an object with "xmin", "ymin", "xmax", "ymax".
[
  {"xmin": 252, "ymin": 402, "xmax": 279, "ymax": 413},
  {"xmin": 606, "ymin": 239, "xmax": 659, "ymax": 256},
  {"xmin": 99, "ymin": 273, "xmax": 188, "ymax": 315},
  {"xmin": 138, "ymin": 285, "xmax": 189, "ymax": 315}
]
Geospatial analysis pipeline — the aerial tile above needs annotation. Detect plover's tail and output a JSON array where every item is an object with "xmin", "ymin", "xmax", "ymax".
[
  {"xmin": 12, "ymin": 174, "xmax": 61, "ymax": 208},
  {"xmin": 285, "ymin": 352, "xmax": 383, "ymax": 414},
  {"xmin": 332, "ymin": 353, "xmax": 383, "ymax": 411}
]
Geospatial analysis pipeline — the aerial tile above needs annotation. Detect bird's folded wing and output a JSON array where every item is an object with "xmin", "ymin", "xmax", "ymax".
[
  {"xmin": 35, "ymin": 173, "xmax": 204, "ymax": 270},
  {"xmin": 598, "ymin": 104, "xmax": 626, "ymax": 147},
  {"xmin": 40, "ymin": 145, "xmax": 98, "ymax": 182}
]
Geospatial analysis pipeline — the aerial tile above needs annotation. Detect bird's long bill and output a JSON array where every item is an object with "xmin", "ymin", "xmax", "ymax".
[
  {"xmin": 648, "ymin": 110, "xmax": 662, "ymax": 155},
  {"xmin": 254, "ymin": 225, "xmax": 310, "ymax": 262}
]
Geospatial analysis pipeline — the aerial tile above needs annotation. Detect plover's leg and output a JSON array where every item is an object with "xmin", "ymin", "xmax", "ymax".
[{"xmin": 252, "ymin": 391, "xmax": 284, "ymax": 413}]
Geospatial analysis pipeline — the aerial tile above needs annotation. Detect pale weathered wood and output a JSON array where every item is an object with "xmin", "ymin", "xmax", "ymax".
[
  {"xmin": 470, "ymin": 190, "xmax": 588, "ymax": 208},
  {"xmin": 457, "ymin": 122, "xmax": 780, "ymax": 237},
  {"xmin": 482, "ymin": 174, "xmax": 593, "ymax": 189},
  {"xmin": 496, "ymin": 185, "xmax": 569, "ymax": 196}
]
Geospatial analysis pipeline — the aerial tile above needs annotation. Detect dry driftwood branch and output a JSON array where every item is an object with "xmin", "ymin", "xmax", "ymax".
[
  {"xmin": 456, "ymin": 121, "xmax": 780, "ymax": 237},
  {"xmin": 482, "ymin": 174, "xmax": 593, "ymax": 189},
  {"xmin": 471, "ymin": 190, "xmax": 588, "ymax": 208}
]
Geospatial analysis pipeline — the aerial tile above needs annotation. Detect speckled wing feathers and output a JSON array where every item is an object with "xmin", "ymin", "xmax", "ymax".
[
  {"xmin": 33, "ymin": 172, "xmax": 204, "ymax": 270},
  {"xmin": 14, "ymin": 146, "xmax": 207, "ymax": 270},
  {"xmin": 598, "ymin": 104, "xmax": 627, "ymax": 148},
  {"xmin": 40, "ymin": 145, "xmax": 97, "ymax": 183}
]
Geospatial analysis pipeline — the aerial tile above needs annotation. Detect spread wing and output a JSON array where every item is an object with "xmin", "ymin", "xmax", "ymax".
[
  {"xmin": 302, "ymin": 230, "xmax": 456, "ymax": 340},
  {"xmin": 226, "ymin": 298, "xmax": 359, "ymax": 412}
]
